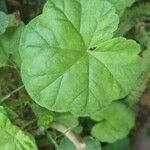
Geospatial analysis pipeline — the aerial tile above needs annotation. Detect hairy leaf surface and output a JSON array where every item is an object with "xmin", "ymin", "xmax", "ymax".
[
  {"xmin": 0, "ymin": 106, "xmax": 37, "ymax": 150},
  {"xmin": 20, "ymin": 0, "xmax": 141, "ymax": 116},
  {"xmin": 91, "ymin": 102, "xmax": 135, "ymax": 143}
]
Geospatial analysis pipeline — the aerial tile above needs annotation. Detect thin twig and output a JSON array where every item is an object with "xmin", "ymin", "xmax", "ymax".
[
  {"xmin": 47, "ymin": 131, "xmax": 59, "ymax": 149},
  {"xmin": 21, "ymin": 119, "xmax": 36, "ymax": 129},
  {"xmin": 0, "ymin": 85, "xmax": 25, "ymax": 104},
  {"xmin": 49, "ymin": 122, "xmax": 86, "ymax": 150}
]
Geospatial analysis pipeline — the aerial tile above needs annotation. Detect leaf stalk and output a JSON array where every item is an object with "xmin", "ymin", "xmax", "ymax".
[{"xmin": 49, "ymin": 122, "xmax": 86, "ymax": 150}]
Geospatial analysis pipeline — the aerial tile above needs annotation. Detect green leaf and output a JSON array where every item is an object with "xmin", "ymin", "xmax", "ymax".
[
  {"xmin": 20, "ymin": 0, "xmax": 141, "ymax": 116},
  {"xmin": 0, "ymin": 0, "xmax": 7, "ymax": 12},
  {"xmin": 125, "ymin": 28, "xmax": 150, "ymax": 106},
  {"xmin": 57, "ymin": 136, "xmax": 101, "ymax": 150},
  {"xmin": 42, "ymin": 0, "xmax": 119, "ymax": 47},
  {"xmin": 0, "ymin": 48, "xmax": 7, "ymax": 67},
  {"xmin": 3, "ymin": 105, "xmax": 19, "ymax": 120},
  {"xmin": 103, "ymin": 138, "xmax": 130, "ymax": 150},
  {"xmin": 107, "ymin": 0, "xmax": 135, "ymax": 16},
  {"xmin": 0, "ymin": 11, "xmax": 9, "ymax": 67},
  {"xmin": 0, "ymin": 106, "xmax": 37, "ymax": 150},
  {"xmin": 0, "ymin": 25, "xmax": 25, "ymax": 67},
  {"xmin": 91, "ymin": 102, "xmax": 135, "ymax": 143},
  {"xmin": 83, "ymin": 137, "xmax": 101, "ymax": 150},
  {"xmin": 115, "ymin": 2, "xmax": 150, "ymax": 36},
  {"xmin": 31, "ymin": 103, "xmax": 54, "ymax": 125},
  {"xmin": 54, "ymin": 112, "xmax": 79, "ymax": 128},
  {"xmin": 0, "ymin": 11, "xmax": 9, "ymax": 35},
  {"xmin": 31, "ymin": 103, "xmax": 79, "ymax": 128}
]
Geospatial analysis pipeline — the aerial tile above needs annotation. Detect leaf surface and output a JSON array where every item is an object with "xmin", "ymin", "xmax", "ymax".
[
  {"xmin": 0, "ymin": 11, "xmax": 9, "ymax": 67},
  {"xmin": 57, "ymin": 136, "xmax": 101, "ymax": 150},
  {"xmin": 20, "ymin": 0, "xmax": 141, "ymax": 116},
  {"xmin": 103, "ymin": 138, "xmax": 130, "ymax": 150},
  {"xmin": 54, "ymin": 112, "xmax": 79, "ymax": 128},
  {"xmin": 91, "ymin": 102, "xmax": 135, "ymax": 143},
  {"xmin": 0, "ymin": 106, "xmax": 37, "ymax": 150},
  {"xmin": 107, "ymin": 0, "xmax": 135, "ymax": 16},
  {"xmin": 0, "ymin": 48, "xmax": 7, "ymax": 67},
  {"xmin": 0, "ymin": 11, "xmax": 9, "ymax": 35},
  {"xmin": 0, "ymin": 25, "xmax": 25, "ymax": 67},
  {"xmin": 31, "ymin": 103, "xmax": 79, "ymax": 128}
]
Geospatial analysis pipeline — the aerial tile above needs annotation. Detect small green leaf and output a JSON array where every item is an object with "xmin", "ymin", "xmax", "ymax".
[
  {"xmin": 91, "ymin": 102, "xmax": 135, "ymax": 143},
  {"xmin": 0, "ymin": 11, "xmax": 9, "ymax": 35},
  {"xmin": 31, "ymin": 103, "xmax": 54, "ymax": 125},
  {"xmin": 73, "ymin": 126, "xmax": 83, "ymax": 134},
  {"xmin": 57, "ymin": 136, "xmax": 101, "ymax": 150},
  {"xmin": 20, "ymin": 0, "xmax": 141, "ymax": 116},
  {"xmin": 0, "ymin": 25, "xmax": 25, "ymax": 67},
  {"xmin": 31, "ymin": 103, "xmax": 79, "ymax": 128},
  {"xmin": 3, "ymin": 105, "xmax": 19, "ymax": 120},
  {"xmin": 83, "ymin": 137, "xmax": 101, "ymax": 150},
  {"xmin": 54, "ymin": 112, "xmax": 79, "ymax": 128},
  {"xmin": 38, "ymin": 114, "xmax": 54, "ymax": 126},
  {"xmin": 103, "ymin": 138, "xmax": 130, "ymax": 150},
  {"xmin": 0, "ymin": 106, "xmax": 37, "ymax": 150}
]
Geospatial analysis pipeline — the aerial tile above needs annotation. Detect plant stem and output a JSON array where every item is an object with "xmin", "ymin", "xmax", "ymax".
[
  {"xmin": 47, "ymin": 131, "xmax": 59, "ymax": 149},
  {"xmin": 0, "ymin": 85, "xmax": 25, "ymax": 104},
  {"xmin": 21, "ymin": 119, "xmax": 37, "ymax": 129},
  {"xmin": 49, "ymin": 122, "xmax": 86, "ymax": 150}
]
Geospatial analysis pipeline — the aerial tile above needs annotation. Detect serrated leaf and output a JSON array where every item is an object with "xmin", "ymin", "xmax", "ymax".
[
  {"xmin": 91, "ymin": 102, "xmax": 135, "ymax": 143},
  {"xmin": 0, "ymin": 11, "xmax": 9, "ymax": 35},
  {"xmin": 20, "ymin": 0, "xmax": 141, "ymax": 116},
  {"xmin": 0, "ymin": 106, "xmax": 37, "ymax": 150},
  {"xmin": 103, "ymin": 138, "xmax": 130, "ymax": 150},
  {"xmin": 57, "ymin": 136, "xmax": 101, "ymax": 150}
]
